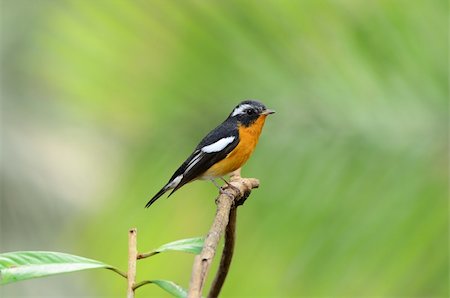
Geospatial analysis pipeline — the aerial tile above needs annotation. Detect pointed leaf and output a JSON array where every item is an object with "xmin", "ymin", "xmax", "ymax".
[
  {"xmin": 153, "ymin": 237, "xmax": 204, "ymax": 255},
  {"xmin": 151, "ymin": 279, "xmax": 187, "ymax": 298},
  {"xmin": 0, "ymin": 251, "xmax": 117, "ymax": 285}
]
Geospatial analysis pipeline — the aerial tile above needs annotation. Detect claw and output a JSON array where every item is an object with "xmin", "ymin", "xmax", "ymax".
[
  {"xmin": 220, "ymin": 177, "xmax": 241, "ymax": 195},
  {"xmin": 219, "ymin": 188, "xmax": 234, "ymax": 200},
  {"xmin": 210, "ymin": 179, "xmax": 222, "ymax": 190}
]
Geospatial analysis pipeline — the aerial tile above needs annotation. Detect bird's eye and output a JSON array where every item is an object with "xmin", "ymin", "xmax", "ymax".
[{"xmin": 246, "ymin": 109, "xmax": 255, "ymax": 115}]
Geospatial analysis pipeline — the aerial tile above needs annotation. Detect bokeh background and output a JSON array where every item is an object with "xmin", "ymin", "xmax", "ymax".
[{"xmin": 1, "ymin": 0, "xmax": 448, "ymax": 297}]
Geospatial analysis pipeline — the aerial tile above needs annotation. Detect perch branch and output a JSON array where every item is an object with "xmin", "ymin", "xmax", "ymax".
[
  {"xmin": 127, "ymin": 228, "xmax": 138, "ymax": 298},
  {"xmin": 187, "ymin": 176, "xmax": 259, "ymax": 298},
  {"xmin": 207, "ymin": 205, "xmax": 237, "ymax": 298}
]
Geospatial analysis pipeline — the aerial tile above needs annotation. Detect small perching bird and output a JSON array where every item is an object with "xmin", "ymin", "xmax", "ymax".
[{"xmin": 145, "ymin": 100, "xmax": 275, "ymax": 208}]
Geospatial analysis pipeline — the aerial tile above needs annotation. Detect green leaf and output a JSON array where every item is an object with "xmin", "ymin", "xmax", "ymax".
[
  {"xmin": 151, "ymin": 280, "xmax": 188, "ymax": 298},
  {"xmin": 0, "ymin": 251, "xmax": 118, "ymax": 285},
  {"xmin": 155, "ymin": 237, "xmax": 204, "ymax": 254}
]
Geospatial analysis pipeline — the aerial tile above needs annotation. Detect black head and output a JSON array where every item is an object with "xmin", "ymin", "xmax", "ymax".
[{"xmin": 228, "ymin": 100, "xmax": 275, "ymax": 126}]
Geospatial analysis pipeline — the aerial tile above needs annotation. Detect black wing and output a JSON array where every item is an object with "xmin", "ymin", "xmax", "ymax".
[
  {"xmin": 168, "ymin": 119, "xmax": 239, "ymax": 193},
  {"xmin": 145, "ymin": 118, "xmax": 238, "ymax": 208}
]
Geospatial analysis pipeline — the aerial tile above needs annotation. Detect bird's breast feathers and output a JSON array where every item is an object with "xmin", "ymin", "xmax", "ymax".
[{"xmin": 202, "ymin": 115, "xmax": 268, "ymax": 178}]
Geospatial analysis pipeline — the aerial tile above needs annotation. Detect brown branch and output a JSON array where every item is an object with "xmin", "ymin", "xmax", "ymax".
[
  {"xmin": 187, "ymin": 176, "xmax": 259, "ymax": 298},
  {"xmin": 207, "ymin": 206, "xmax": 237, "ymax": 298},
  {"xmin": 127, "ymin": 228, "xmax": 138, "ymax": 298}
]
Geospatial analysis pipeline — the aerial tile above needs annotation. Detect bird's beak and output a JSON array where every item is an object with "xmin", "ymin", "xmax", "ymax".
[{"xmin": 262, "ymin": 109, "xmax": 275, "ymax": 115}]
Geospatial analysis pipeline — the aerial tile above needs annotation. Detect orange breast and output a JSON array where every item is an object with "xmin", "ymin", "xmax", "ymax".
[{"xmin": 202, "ymin": 115, "xmax": 268, "ymax": 178}]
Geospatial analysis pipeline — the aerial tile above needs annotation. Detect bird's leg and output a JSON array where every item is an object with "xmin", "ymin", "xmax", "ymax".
[
  {"xmin": 210, "ymin": 179, "xmax": 223, "ymax": 190},
  {"xmin": 210, "ymin": 179, "xmax": 234, "ymax": 200},
  {"xmin": 220, "ymin": 177, "xmax": 241, "ymax": 195}
]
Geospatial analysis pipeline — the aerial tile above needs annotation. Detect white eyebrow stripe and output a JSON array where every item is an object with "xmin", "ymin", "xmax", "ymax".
[
  {"xmin": 201, "ymin": 136, "xmax": 235, "ymax": 153},
  {"xmin": 231, "ymin": 104, "xmax": 253, "ymax": 117}
]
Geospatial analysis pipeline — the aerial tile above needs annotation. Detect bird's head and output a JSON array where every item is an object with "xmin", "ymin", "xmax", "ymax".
[{"xmin": 228, "ymin": 100, "xmax": 275, "ymax": 127}]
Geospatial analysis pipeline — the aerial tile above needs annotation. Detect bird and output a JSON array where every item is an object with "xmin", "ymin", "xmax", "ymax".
[{"xmin": 145, "ymin": 100, "xmax": 275, "ymax": 208}]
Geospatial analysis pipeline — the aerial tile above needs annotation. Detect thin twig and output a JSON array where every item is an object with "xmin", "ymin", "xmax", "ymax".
[
  {"xmin": 127, "ymin": 228, "xmax": 138, "ymax": 298},
  {"xmin": 187, "ymin": 176, "xmax": 259, "ymax": 298},
  {"xmin": 207, "ymin": 206, "xmax": 237, "ymax": 298}
]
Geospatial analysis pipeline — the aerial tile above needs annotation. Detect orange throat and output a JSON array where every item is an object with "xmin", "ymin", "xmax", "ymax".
[{"xmin": 202, "ymin": 115, "xmax": 268, "ymax": 178}]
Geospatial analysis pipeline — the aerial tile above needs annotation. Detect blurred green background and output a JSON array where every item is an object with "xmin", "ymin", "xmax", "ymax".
[{"xmin": 1, "ymin": 0, "xmax": 448, "ymax": 297}]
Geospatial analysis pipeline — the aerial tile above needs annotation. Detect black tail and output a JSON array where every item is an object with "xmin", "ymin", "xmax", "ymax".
[{"xmin": 145, "ymin": 186, "xmax": 169, "ymax": 208}]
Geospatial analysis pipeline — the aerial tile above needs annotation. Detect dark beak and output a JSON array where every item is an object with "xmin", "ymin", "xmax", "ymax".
[{"xmin": 262, "ymin": 109, "xmax": 275, "ymax": 115}]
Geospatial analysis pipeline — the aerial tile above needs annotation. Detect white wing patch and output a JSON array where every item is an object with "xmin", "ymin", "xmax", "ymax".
[
  {"xmin": 184, "ymin": 151, "xmax": 203, "ymax": 174},
  {"xmin": 183, "ymin": 137, "xmax": 235, "ymax": 175},
  {"xmin": 231, "ymin": 104, "xmax": 252, "ymax": 117},
  {"xmin": 167, "ymin": 174, "xmax": 183, "ymax": 189},
  {"xmin": 201, "ymin": 136, "xmax": 235, "ymax": 153}
]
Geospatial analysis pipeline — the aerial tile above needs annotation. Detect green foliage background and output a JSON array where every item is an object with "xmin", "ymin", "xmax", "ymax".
[{"xmin": 1, "ymin": 0, "xmax": 447, "ymax": 297}]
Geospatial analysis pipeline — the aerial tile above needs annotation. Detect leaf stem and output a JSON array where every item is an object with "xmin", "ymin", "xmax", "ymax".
[
  {"xmin": 106, "ymin": 267, "xmax": 128, "ymax": 279},
  {"xmin": 136, "ymin": 251, "xmax": 158, "ymax": 259},
  {"xmin": 132, "ymin": 280, "xmax": 153, "ymax": 291}
]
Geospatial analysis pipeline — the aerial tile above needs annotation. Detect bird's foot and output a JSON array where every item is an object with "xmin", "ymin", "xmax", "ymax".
[
  {"xmin": 220, "ymin": 177, "xmax": 241, "ymax": 196},
  {"xmin": 219, "ymin": 187, "xmax": 235, "ymax": 201}
]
